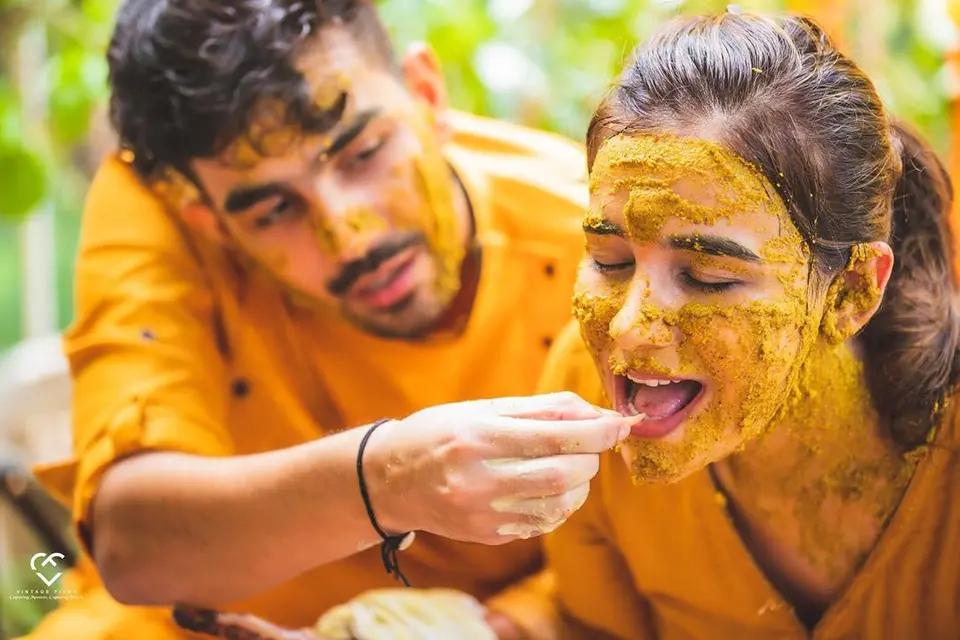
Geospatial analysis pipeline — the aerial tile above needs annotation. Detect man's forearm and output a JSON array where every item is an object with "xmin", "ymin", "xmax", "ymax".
[{"xmin": 92, "ymin": 426, "xmax": 381, "ymax": 607}]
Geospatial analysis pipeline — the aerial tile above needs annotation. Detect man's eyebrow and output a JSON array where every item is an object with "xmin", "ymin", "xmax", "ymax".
[
  {"xmin": 583, "ymin": 219, "xmax": 625, "ymax": 236},
  {"xmin": 315, "ymin": 108, "xmax": 380, "ymax": 163},
  {"xmin": 224, "ymin": 182, "xmax": 286, "ymax": 213},
  {"xmin": 669, "ymin": 234, "xmax": 762, "ymax": 263},
  {"xmin": 221, "ymin": 108, "xmax": 381, "ymax": 214}
]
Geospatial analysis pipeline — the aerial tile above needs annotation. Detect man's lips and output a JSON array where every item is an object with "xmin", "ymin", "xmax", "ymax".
[
  {"xmin": 348, "ymin": 247, "xmax": 420, "ymax": 310},
  {"xmin": 614, "ymin": 371, "xmax": 705, "ymax": 438}
]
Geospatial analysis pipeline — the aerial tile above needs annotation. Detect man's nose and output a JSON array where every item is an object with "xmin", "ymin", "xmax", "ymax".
[
  {"xmin": 306, "ymin": 182, "xmax": 380, "ymax": 261},
  {"xmin": 608, "ymin": 278, "xmax": 675, "ymax": 350}
]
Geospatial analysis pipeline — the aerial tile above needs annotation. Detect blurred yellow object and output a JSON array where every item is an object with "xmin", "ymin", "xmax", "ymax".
[
  {"xmin": 948, "ymin": 0, "xmax": 960, "ymax": 282},
  {"xmin": 786, "ymin": 0, "xmax": 848, "ymax": 51},
  {"xmin": 949, "ymin": 0, "xmax": 960, "ymax": 27},
  {"xmin": 316, "ymin": 589, "xmax": 496, "ymax": 640}
]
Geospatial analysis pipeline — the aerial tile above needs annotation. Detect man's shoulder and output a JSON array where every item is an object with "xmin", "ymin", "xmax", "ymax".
[
  {"xmin": 447, "ymin": 111, "xmax": 587, "ymax": 243},
  {"xmin": 448, "ymin": 111, "xmax": 586, "ymax": 175},
  {"xmin": 82, "ymin": 154, "xmax": 199, "ymax": 257},
  {"xmin": 87, "ymin": 154, "xmax": 166, "ymax": 213}
]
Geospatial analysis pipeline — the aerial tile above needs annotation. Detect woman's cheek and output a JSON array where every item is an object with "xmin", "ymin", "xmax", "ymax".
[
  {"xmin": 572, "ymin": 270, "xmax": 627, "ymax": 358},
  {"xmin": 619, "ymin": 299, "xmax": 810, "ymax": 483},
  {"xmin": 677, "ymin": 300, "xmax": 809, "ymax": 440}
]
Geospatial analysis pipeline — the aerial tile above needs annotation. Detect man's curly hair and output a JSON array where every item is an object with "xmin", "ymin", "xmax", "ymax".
[{"xmin": 108, "ymin": 0, "xmax": 396, "ymax": 179}]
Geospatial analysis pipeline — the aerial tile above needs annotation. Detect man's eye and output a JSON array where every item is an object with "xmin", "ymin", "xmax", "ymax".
[
  {"xmin": 679, "ymin": 270, "xmax": 741, "ymax": 293},
  {"xmin": 253, "ymin": 197, "xmax": 295, "ymax": 229},
  {"xmin": 354, "ymin": 136, "xmax": 388, "ymax": 163},
  {"xmin": 592, "ymin": 258, "xmax": 634, "ymax": 273}
]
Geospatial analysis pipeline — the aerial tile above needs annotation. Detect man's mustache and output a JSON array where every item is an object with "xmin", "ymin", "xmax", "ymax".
[{"xmin": 327, "ymin": 232, "xmax": 426, "ymax": 297}]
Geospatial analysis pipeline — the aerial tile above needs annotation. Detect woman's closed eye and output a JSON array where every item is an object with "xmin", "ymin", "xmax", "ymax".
[
  {"xmin": 592, "ymin": 257, "xmax": 635, "ymax": 273},
  {"xmin": 678, "ymin": 269, "xmax": 742, "ymax": 293}
]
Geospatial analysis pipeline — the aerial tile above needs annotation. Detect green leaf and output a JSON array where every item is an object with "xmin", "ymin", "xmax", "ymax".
[
  {"xmin": 0, "ymin": 89, "xmax": 21, "ymax": 148},
  {"xmin": 0, "ymin": 146, "xmax": 47, "ymax": 219},
  {"xmin": 48, "ymin": 47, "xmax": 108, "ymax": 144}
]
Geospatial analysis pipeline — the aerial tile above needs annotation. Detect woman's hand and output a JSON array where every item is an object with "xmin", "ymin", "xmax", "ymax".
[{"xmin": 365, "ymin": 392, "xmax": 634, "ymax": 545}]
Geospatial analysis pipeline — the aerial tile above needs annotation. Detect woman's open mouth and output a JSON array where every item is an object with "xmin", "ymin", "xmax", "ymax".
[{"xmin": 614, "ymin": 372, "xmax": 705, "ymax": 439}]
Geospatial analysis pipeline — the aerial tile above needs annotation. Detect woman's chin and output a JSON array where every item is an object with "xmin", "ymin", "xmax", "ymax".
[
  {"xmin": 620, "ymin": 442, "xmax": 697, "ymax": 484},
  {"xmin": 619, "ymin": 426, "xmax": 732, "ymax": 485}
]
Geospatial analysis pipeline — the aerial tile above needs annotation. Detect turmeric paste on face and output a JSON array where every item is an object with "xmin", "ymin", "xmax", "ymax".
[
  {"xmin": 407, "ymin": 110, "xmax": 465, "ymax": 305},
  {"xmin": 576, "ymin": 133, "xmax": 818, "ymax": 482},
  {"xmin": 763, "ymin": 337, "xmax": 920, "ymax": 575}
]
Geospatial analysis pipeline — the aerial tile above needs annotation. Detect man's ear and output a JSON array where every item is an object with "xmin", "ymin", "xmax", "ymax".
[
  {"xmin": 401, "ymin": 42, "xmax": 451, "ymax": 141},
  {"xmin": 180, "ymin": 201, "xmax": 228, "ymax": 246},
  {"xmin": 821, "ymin": 241, "xmax": 895, "ymax": 342},
  {"xmin": 155, "ymin": 168, "xmax": 230, "ymax": 246}
]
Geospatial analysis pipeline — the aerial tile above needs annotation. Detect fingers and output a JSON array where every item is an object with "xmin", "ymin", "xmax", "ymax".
[
  {"xmin": 172, "ymin": 606, "xmax": 317, "ymax": 640},
  {"xmin": 494, "ymin": 482, "xmax": 590, "ymax": 524},
  {"xmin": 480, "ymin": 392, "xmax": 607, "ymax": 421},
  {"xmin": 493, "ymin": 483, "xmax": 591, "ymax": 540},
  {"xmin": 481, "ymin": 413, "xmax": 635, "ymax": 458},
  {"xmin": 484, "ymin": 454, "xmax": 598, "ymax": 498}
]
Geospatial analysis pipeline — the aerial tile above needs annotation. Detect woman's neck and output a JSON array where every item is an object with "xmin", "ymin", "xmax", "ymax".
[{"xmin": 711, "ymin": 339, "xmax": 918, "ymax": 618}]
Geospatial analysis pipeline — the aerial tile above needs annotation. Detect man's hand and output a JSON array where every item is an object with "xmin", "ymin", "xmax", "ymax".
[
  {"xmin": 365, "ymin": 392, "xmax": 636, "ymax": 544},
  {"xmin": 92, "ymin": 392, "xmax": 632, "ymax": 607}
]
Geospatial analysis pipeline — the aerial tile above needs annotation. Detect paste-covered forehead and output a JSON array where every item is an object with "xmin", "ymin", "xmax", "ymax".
[{"xmin": 589, "ymin": 133, "xmax": 786, "ymax": 243}]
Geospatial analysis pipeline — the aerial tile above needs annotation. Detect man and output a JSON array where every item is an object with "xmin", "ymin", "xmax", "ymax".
[{"xmin": 26, "ymin": 1, "xmax": 633, "ymax": 637}]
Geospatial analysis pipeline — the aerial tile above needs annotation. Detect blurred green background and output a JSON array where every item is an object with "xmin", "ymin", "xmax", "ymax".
[
  {"xmin": 0, "ymin": 0, "xmax": 956, "ymax": 351},
  {"xmin": 0, "ymin": 0, "xmax": 957, "ymax": 636}
]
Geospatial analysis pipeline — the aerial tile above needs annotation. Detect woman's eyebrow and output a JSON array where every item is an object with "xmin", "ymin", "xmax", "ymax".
[
  {"xmin": 669, "ymin": 234, "xmax": 761, "ymax": 262},
  {"xmin": 583, "ymin": 219, "xmax": 625, "ymax": 236}
]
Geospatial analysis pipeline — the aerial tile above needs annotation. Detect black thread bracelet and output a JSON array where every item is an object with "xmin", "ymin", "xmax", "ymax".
[{"xmin": 357, "ymin": 418, "xmax": 414, "ymax": 586}]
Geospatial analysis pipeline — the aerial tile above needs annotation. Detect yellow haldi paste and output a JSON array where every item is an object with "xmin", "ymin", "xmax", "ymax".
[{"xmin": 576, "ymin": 133, "xmax": 818, "ymax": 482}]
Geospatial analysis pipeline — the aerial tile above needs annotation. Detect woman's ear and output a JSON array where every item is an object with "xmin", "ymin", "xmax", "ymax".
[
  {"xmin": 821, "ymin": 241, "xmax": 894, "ymax": 342},
  {"xmin": 401, "ymin": 42, "xmax": 451, "ymax": 141}
]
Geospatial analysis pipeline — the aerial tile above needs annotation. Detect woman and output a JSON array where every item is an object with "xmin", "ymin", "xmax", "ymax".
[{"xmin": 504, "ymin": 10, "xmax": 960, "ymax": 639}]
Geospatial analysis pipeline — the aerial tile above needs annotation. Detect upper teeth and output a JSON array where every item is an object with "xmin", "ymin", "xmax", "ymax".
[{"xmin": 628, "ymin": 376, "xmax": 678, "ymax": 387}]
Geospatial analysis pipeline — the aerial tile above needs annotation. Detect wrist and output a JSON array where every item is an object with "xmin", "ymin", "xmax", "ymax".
[{"xmin": 360, "ymin": 419, "xmax": 414, "ymax": 535}]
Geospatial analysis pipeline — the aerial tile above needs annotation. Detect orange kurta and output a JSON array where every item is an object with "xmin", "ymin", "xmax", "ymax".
[
  {"xmin": 536, "ymin": 321, "xmax": 960, "ymax": 639},
  {"xmin": 26, "ymin": 112, "xmax": 588, "ymax": 639}
]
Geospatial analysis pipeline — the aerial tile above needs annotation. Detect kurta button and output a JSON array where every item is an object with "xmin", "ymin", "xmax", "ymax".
[
  {"xmin": 542, "ymin": 336, "xmax": 553, "ymax": 348},
  {"xmin": 231, "ymin": 378, "xmax": 251, "ymax": 398},
  {"xmin": 544, "ymin": 263, "xmax": 556, "ymax": 277}
]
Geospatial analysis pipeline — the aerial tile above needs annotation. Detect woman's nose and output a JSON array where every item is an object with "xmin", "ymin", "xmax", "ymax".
[{"xmin": 608, "ymin": 283, "xmax": 675, "ymax": 350}]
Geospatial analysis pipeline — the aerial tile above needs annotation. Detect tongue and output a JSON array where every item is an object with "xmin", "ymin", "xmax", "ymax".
[{"xmin": 630, "ymin": 381, "xmax": 700, "ymax": 419}]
